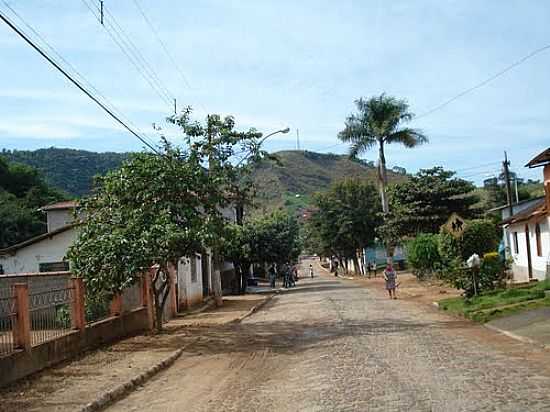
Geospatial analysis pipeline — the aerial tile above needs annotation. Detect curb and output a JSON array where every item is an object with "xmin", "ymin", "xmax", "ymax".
[
  {"xmin": 232, "ymin": 293, "xmax": 277, "ymax": 323},
  {"xmin": 484, "ymin": 323, "xmax": 550, "ymax": 350},
  {"xmin": 80, "ymin": 347, "xmax": 185, "ymax": 412},
  {"xmin": 177, "ymin": 298, "xmax": 217, "ymax": 318}
]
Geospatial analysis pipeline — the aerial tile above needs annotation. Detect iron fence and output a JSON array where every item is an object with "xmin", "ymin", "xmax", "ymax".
[
  {"xmin": 0, "ymin": 294, "xmax": 16, "ymax": 356},
  {"xmin": 29, "ymin": 286, "xmax": 75, "ymax": 346}
]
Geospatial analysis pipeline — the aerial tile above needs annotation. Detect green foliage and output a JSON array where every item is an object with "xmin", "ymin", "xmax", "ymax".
[
  {"xmin": 379, "ymin": 167, "xmax": 479, "ymax": 241},
  {"xmin": 406, "ymin": 234, "xmax": 441, "ymax": 279},
  {"xmin": 0, "ymin": 157, "xmax": 67, "ymax": 248},
  {"xmin": 307, "ymin": 179, "xmax": 380, "ymax": 260},
  {"xmin": 2, "ymin": 148, "xmax": 129, "ymax": 196},
  {"xmin": 460, "ymin": 220, "xmax": 500, "ymax": 260}
]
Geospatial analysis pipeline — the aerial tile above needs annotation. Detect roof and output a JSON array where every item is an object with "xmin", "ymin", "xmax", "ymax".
[
  {"xmin": 525, "ymin": 147, "xmax": 550, "ymax": 168},
  {"xmin": 0, "ymin": 224, "xmax": 77, "ymax": 256},
  {"xmin": 487, "ymin": 196, "xmax": 545, "ymax": 213},
  {"xmin": 40, "ymin": 200, "xmax": 78, "ymax": 211},
  {"xmin": 501, "ymin": 198, "xmax": 547, "ymax": 225}
]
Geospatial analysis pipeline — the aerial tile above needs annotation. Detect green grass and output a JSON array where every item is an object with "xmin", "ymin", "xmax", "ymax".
[{"xmin": 439, "ymin": 280, "xmax": 550, "ymax": 323}]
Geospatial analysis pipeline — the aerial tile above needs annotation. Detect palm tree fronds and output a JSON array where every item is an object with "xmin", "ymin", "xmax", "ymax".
[{"xmin": 385, "ymin": 128, "xmax": 428, "ymax": 148}]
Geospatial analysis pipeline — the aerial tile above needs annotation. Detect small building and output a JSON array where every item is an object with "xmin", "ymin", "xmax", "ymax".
[
  {"xmin": 0, "ymin": 201, "xmax": 78, "ymax": 274},
  {"xmin": 501, "ymin": 148, "xmax": 550, "ymax": 282}
]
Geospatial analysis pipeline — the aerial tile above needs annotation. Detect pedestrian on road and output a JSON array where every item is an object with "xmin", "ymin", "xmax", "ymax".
[
  {"xmin": 383, "ymin": 263, "xmax": 397, "ymax": 299},
  {"xmin": 268, "ymin": 264, "xmax": 277, "ymax": 288},
  {"xmin": 309, "ymin": 264, "xmax": 314, "ymax": 278}
]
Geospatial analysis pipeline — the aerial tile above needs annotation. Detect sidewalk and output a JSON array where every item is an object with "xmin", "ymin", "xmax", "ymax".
[
  {"xmin": 486, "ymin": 307, "xmax": 550, "ymax": 349},
  {"xmin": 0, "ymin": 293, "xmax": 273, "ymax": 412}
]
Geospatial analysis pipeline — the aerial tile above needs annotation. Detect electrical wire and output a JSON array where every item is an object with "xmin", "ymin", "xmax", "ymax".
[
  {"xmin": 81, "ymin": 0, "xmax": 173, "ymax": 108},
  {"xmin": 415, "ymin": 44, "xmax": 550, "ymax": 120},
  {"xmin": 1, "ymin": 0, "xmax": 158, "ymax": 150},
  {"xmin": 0, "ymin": 8, "xmax": 161, "ymax": 154}
]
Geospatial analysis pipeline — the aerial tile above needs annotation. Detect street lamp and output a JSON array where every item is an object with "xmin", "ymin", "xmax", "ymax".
[{"xmin": 236, "ymin": 127, "xmax": 290, "ymax": 166}]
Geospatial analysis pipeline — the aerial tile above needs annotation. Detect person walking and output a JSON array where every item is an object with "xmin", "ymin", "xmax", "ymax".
[
  {"xmin": 309, "ymin": 264, "xmax": 314, "ymax": 278},
  {"xmin": 383, "ymin": 262, "xmax": 397, "ymax": 299},
  {"xmin": 268, "ymin": 264, "xmax": 277, "ymax": 288}
]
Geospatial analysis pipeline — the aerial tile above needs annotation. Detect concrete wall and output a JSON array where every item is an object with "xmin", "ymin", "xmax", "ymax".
[
  {"xmin": 46, "ymin": 210, "xmax": 74, "ymax": 232},
  {"xmin": 176, "ymin": 254, "xmax": 204, "ymax": 310},
  {"xmin": 0, "ymin": 307, "xmax": 148, "ymax": 387},
  {"xmin": 507, "ymin": 216, "xmax": 550, "ymax": 282},
  {"xmin": 0, "ymin": 228, "xmax": 77, "ymax": 274}
]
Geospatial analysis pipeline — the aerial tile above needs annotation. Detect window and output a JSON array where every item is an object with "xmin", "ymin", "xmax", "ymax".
[
  {"xmin": 535, "ymin": 223, "xmax": 542, "ymax": 257},
  {"xmin": 513, "ymin": 232, "xmax": 519, "ymax": 254},
  {"xmin": 39, "ymin": 261, "xmax": 69, "ymax": 272}
]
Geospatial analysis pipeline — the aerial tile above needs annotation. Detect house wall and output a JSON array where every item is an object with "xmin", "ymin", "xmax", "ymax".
[
  {"xmin": 46, "ymin": 210, "xmax": 74, "ymax": 232},
  {"xmin": 176, "ymin": 254, "xmax": 204, "ymax": 310},
  {"xmin": 0, "ymin": 228, "xmax": 77, "ymax": 274},
  {"xmin": 507, "ymin": 217, "xmax": 550, "ymax": 282}
]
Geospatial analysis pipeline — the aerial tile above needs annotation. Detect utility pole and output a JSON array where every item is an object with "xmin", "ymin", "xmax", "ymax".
[
  {"xmin": 296, "ymin": 129, "xmax": 300, "ymax": 150},
  {"xmin": 503, "ymin": 151, "xmax": 514, "ymax": 216},
  {"xmin": 514, "ymin": 177, "xmax": 519, "ymax": 203},
  {"xmin": 173, "ymin": 98, "xmax": 177, "ymax": 115},
  {"xmin": 100, "ymin": 1, "xmax": 104, "ymax": 25}
]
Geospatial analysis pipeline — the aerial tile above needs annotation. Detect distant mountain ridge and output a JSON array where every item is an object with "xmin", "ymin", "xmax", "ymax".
[
  {"xmin": 251, "ymin": 150, "xmax": 406, "ymax": 213},
  {"xmin": 0, "ymin": 148, "xmax": 407, "ymax": 209},
  {"xmin": 1, "ymin": 148, "xmax": 129, "ymax": 196}
]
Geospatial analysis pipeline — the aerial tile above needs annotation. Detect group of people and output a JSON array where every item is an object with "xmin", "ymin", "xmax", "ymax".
[{"xmin": 268, "ymin": 263, "xmax": 315, "ymax": 289}]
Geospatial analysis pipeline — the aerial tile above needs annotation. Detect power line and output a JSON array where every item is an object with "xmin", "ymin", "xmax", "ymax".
[
  {"xmin": 1, "ymin": 0, "xmax": 158, "ymax": 150},
  {"xmin": 131, "ymin": 0, "xmax": 208, "ymax": 115},
  {"xmin": 81, "ymin": 0, "xmax": 173, "ymax": 108},
  {"xmin": 0, "ymin": 8, "xmax": 160, "ymax": 154},
  {"xmin": 415, "ymin": 44, "xmax": 550, "ymax": 120}
]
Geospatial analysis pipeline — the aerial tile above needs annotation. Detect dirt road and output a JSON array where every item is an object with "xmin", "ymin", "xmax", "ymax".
[{"xmin": 108, "ymin": 260, "xmax": 550, "ymax": 411}]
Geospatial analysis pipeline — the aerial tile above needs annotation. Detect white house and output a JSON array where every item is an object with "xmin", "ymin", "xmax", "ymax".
[
  {"xmin": 502, "ymin": 148, "xmax": 550, "ymax": 282},
  {"xmin": 0, "ymin": 201, "xmax": 78, "ymax": 274}
]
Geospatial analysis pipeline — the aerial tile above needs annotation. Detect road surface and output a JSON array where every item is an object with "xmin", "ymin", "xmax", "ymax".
[{"xmin": 108, "ymin": 261, "xmax": 550, "ymax": 411}]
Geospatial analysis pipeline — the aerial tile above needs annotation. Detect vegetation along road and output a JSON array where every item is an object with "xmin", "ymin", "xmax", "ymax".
[{"xmin": 108, "ymin": 261, "xmax": 550, "ymax": 412}]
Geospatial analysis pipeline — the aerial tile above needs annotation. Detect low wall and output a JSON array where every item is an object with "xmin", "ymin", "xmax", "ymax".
[{"xmin": 0, "ymin": 307, "xmax": 148, "ymax": 387}]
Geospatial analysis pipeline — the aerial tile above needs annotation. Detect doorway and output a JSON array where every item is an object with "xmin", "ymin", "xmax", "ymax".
[
  {"xmin": 201, "ymin": 254, "xmax": 210, "ymax": 297},
  {"xmin": 525, "ymin": 224, "xmax": 533, "ymax": 280}
]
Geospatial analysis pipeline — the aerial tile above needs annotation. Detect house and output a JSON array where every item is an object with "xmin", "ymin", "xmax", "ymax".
[
  {"xmin": 0, "ymin": 201, "xmax": 78, "ymax": 274},
  {"xmin": 0, "ymin": 200, "xmax": 221, "ymax": 311},
  {"xmin": 501, "ymin": 148, "xmax": 550, "ymax": 282}
]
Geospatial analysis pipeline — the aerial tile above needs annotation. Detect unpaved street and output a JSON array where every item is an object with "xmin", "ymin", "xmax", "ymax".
[{"xmin": 109, "ymin": 261, "xmax": 550, "ymax": 411}]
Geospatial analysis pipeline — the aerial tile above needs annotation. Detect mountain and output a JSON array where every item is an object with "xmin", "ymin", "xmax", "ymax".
[
  {"xmin": 251, "ymin": 150, "xmax": 407, "ymax": 214},
  {"xmin": 0, "ymin": 148, "xmax": 408, "ymax": 213},
  {"xmin": 1, "ymin": 148, "xmax": 129, "ymax": 196}
]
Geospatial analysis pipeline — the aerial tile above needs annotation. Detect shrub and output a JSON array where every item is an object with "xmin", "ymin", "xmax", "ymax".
[
  {"xmin": 406, "ymin": 233, "xmax": 441, "ymax": 279},
  {"xmin": 461, "ymin": 220, "xmax": 500, "ymax": 260}
]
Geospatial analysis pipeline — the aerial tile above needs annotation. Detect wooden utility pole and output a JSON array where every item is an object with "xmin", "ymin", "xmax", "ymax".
[
  {"xmin": 100, "ymin": 1, "xmax": 104, "ymax": 25},
  {"xmin": 503, "ymin": 151, "xmax": 514, "ymax": 216}
]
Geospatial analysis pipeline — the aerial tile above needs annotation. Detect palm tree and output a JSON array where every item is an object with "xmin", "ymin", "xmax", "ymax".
[{"xmin": 338, "ymin": 94, "xmax": 427, "ymax": 214}]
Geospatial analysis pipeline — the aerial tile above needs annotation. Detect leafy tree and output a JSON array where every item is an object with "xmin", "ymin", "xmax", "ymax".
[
  {"xmin": 308, "ymin": 179, "xmax": 380, "ymax": 272},
  {"xmin": 338, "ymin": 94, "xmax": 427, "ymax": 216},
  {"xmin": 0, "ymin": 157, "xmax": 67, "ymax": 248},
  {"xmin": 379, "ymin": 167, "xmax": 479, "ymax": 243},
  {"xmin": 69, "ymin": 109, "xmax": 266, "ymax": 329}
]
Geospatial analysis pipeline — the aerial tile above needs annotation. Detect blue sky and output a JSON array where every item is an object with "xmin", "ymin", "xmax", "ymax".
[{"xmin": 0, "ymin": 0, "xmax": 549, "ymax": 184}]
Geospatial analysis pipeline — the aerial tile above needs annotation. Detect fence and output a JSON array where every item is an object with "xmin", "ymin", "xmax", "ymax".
[
  {"xmin": 0, "ymin": 293, "xmax": 16, "ymax": 357},
  {"xmin": 28, "ymin": 286, "xmax": 75, "ymax": 347}
]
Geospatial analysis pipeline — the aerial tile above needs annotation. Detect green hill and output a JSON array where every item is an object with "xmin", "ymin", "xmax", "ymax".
[
  {"xmin": 251, "ymin": 150, "xmax": 407, "ymax": 214},
  {"xmin": 1, "ymin": 148, "xmax": 129, "ymax": 196}
]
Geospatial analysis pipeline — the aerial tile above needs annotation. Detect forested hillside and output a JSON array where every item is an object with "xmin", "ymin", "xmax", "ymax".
[
  {"xmin": 1, "ymin": 148, "xmax": 129, "ymax": 196},
  {"xmin": 0, "ymin": 157, "xmax": 67, "ymax": 248},
  {"xmin": 251, "ymin": 150, "xmax": 407, "ymax": 214}
]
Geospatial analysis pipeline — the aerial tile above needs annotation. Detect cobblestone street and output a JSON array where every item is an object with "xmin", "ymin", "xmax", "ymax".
[{"xmin": 109, "ymin": 261, "xmax": 550, "ymax": 412}]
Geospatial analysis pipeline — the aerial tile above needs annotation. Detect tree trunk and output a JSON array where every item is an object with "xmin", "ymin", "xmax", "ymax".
[
  {"xmin": 211, "ymin": 254, "xmax": 223, "ymax": 307},
  {"xmin": 378, "ymin": 139, "xmax": 389, "ymax": 214},
  {"xmin": 152, "ymin": 265, "xmax": 171, "ymax": 333},
  {"xmin": 352, "ymin": 254, "xmax": 361, "ymax": 276},
  {"xmin": 378, "ymin": 139, "xmax": 393, "ymax": 265}
]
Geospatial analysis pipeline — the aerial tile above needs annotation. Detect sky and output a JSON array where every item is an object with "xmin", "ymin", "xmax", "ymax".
[{"xmin": 0, "ymin": 0, "xmax": 549, "ymax": 184}]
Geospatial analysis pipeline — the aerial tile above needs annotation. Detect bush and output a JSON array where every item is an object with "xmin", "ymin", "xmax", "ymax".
[
  {"xmin": 460, "ymin": 220, "xmax": 500, "ymax": 260},
  {"xmin": 406, "ymin": 233, "xmax": 441, "ymax": 279}
]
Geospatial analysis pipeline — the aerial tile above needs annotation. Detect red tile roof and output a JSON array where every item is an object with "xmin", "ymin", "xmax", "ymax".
[{"xmin": 525, "ymin": 147, "xmax": 550, "ymax": 168}]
